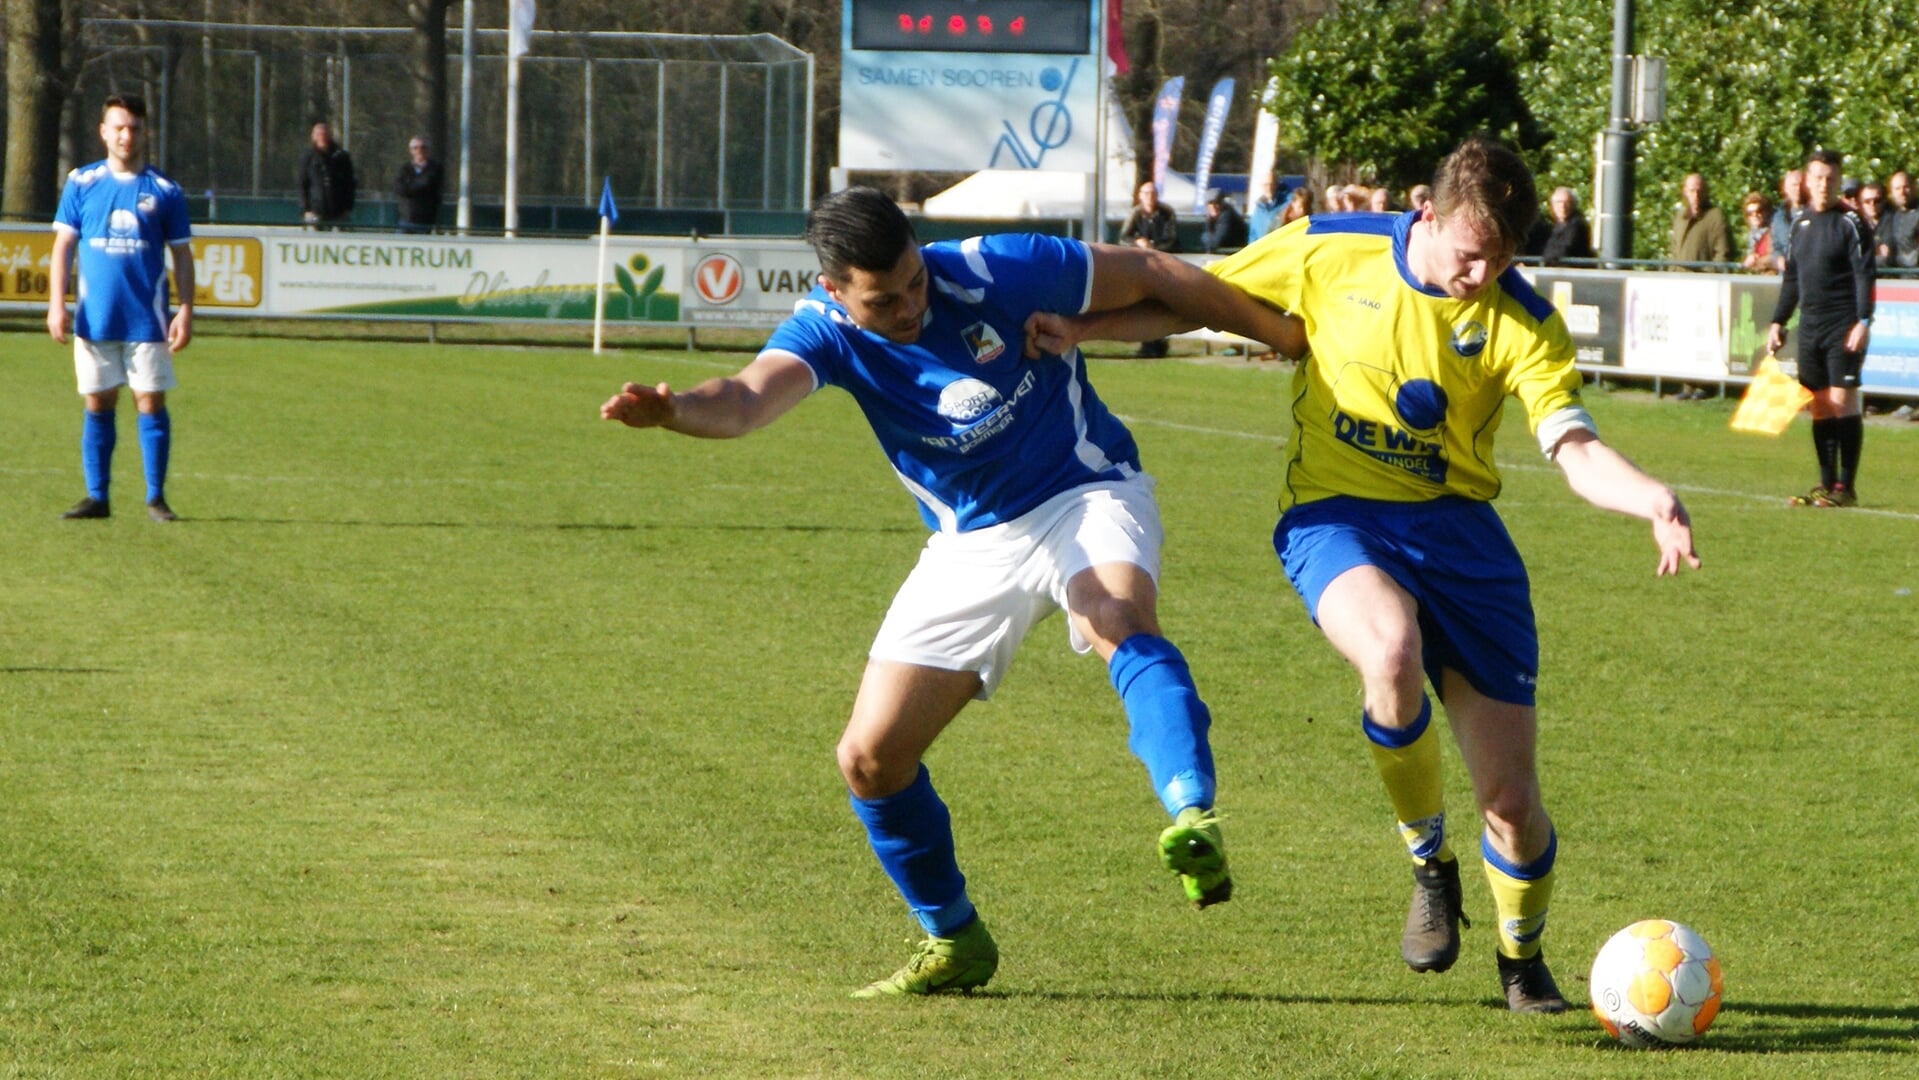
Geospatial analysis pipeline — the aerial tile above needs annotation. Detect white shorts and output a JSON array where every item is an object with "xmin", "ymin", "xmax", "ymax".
[
  {"xmin": 869, "ymin": 475, "xmax": 1163, "ymax": 700},
  {"xmin": 75, "ymin": 338, "xmax": 176, "ymax": 395}
]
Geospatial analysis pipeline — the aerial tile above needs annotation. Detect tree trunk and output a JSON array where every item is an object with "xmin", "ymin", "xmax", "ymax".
[
  {"xmin": 3, "ymin": 0, "xmax": 69, "ymax": 217},
  {"xmin": 407, "ymin": 0, "xmax": 450, "ymax": 157}
]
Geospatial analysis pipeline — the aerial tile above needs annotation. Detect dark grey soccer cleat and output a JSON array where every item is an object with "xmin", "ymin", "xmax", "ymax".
[
  {"xmin": 146, "ymin": 497, "xmax": 178, "ymax": 523},
  {"xmin": 1497, "ymin": 950, "xmax": 1569, "ymax": 1013},
  {"xmin": 61, "ymin": 497, "xmax": 110, "ymax": 519},
  {"xmin": 1402, "ymin": 857, "xmax": 1468, "ymax": 973}
]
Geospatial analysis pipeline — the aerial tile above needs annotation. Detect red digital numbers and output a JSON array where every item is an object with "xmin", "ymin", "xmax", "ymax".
[{"xmin": 892, "ymin": 9, "xmax": 1037, "ymax": 37}]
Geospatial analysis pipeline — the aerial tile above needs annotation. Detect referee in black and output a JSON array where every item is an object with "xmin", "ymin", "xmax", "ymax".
[{"xmin": 1768, "ymin": 149, "xmax": 1875, "ymax": 507}]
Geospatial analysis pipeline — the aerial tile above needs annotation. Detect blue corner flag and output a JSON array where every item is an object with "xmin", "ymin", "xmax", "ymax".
[{"xmin": 598, "ymin": 177, "xmax": 619, "ymax": 224}]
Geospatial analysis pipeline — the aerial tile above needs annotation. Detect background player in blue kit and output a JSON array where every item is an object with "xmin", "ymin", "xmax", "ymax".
[
  {"xmin": 46, "ymin": 93, "xmax": 195, "ymax": 523},
  {"xmin": 601, "ymin": 187, "xmax": 1299, "ymax": 998}
]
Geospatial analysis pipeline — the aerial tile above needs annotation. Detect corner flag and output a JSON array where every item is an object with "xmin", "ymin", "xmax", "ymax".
[{"xmin": 598, "ymin": 177, "xmax": 619, "ymax": 224}]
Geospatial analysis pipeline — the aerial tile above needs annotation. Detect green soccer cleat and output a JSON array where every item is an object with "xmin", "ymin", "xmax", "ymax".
[
  {"xmin": 851, "ymin": 917, "xmax": 999, "ymax": 999},
  {"xmin": 1159, "ymin": 806, "xmax": 1232, "ymax": 908}
]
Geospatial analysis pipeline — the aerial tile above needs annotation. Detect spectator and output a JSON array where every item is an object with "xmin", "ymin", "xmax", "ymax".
[
  {"xmin": 1341, "ymin": 185, "xmax": 1372, "ymax": 212},
  {"xmin": 1407, "ymin": 184, "xmax": 1433, "ymax": 212},
  {"xmin": 1670, "ymin": 173, "xmax": 1733, "ymax": 268},
  {"xmin": 1884, "ymin": 171, "xmax": 1919, "ymax": 268},
  {"xmin": 1368, "ymin": 186, "xmax": 1393, "ymax": 213},
  {"xmin": 1540, "ymin": 187, "xmax": 1594, "ymax": 266},
  {"xmin": 1118, "ymin": 180, "xmax": 1178, "ymax": 356},
  {"xmin": 1201, "ymin": 189, "xmax": 1248, "ymax": 253},
  {"xmin": 1247, "ymin": 175, "xmax": 1281, "ymax": 242},
  {"xmin": 1740, "ymin": 192, "xmax": 1776, "ymax": 274},
  {"xmin": 1768, "ymin": 148, "xmax": 1875, "ymax": 507},
  {"xmin": 1857, "ymin": 182, "xmax": 1889, "ymax": 265},
  {"xmin": 1324, "ymin": 184, "xmax": 1347, "ymax": 214},
  {"xmin": 45, "ymin": 93, "xmax": 194, "ymax": 523},
  {"xmin": 393, "ymin": 135, "xmax": 444, "ymax": 235},
  {"xmin": 1771, "ymin": 169, "xmax": 1807, "ymax": 271},
  {"xmin": 299, "ymin": 121, "xmax": 356, "ymax": 229},
  {"xmin": 1279, "ymin": 185, "xmax": 1314, "ymax": 228}
]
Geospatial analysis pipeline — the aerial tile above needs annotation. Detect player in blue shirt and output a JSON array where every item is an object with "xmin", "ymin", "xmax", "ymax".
[
  {"xmin": 47, "ymin": 93, "xmax": 195, "ymax": 523},
  {"xmin": 602, "ymin": 187, "xmax": 1298, "ymax": 997}
]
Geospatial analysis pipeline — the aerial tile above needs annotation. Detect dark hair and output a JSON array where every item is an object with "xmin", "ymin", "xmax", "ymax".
[
  {"xmin": 103, "ymin": 93, "xmax": 147, "ymax": 120},
  {"xmin": 1807, "ymin": 148, "xmax": 1843, "ymax": 170},
  {"xmin": 1430, "ymin": 136, "xmax": 1538, "ymax": 257},
  {"xmin": 805, "ymin": 187, "xmax": 917, "ymax": 280}
]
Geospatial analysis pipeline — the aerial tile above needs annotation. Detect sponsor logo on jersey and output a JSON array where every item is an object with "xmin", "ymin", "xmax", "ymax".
[
  {"xmin": 924, "ymin": 369, "xmax": 1037, "ymax": 454},
  {"xmin": 961, "ymin": 320, "xmax": 1006, "ymax": 364},
  {"xmin": 137, "ymin": 193, "xmax": 158, "ymax": 216},
  {"xmin": 1332, "ymin": 410, "xmax": 1447, "ymax": 484},
  {"xmin": 108, "ymin": 209, "xmax": 139, "ymax": 236},
  {"xmin": 1450, "ymin": 319, "xmax": 1489, "ymax": 358},
  {"xmin": 938, "ymin": 377, "xmax": 1003, "ymax": 422},
  {"xmin": 692, "ymin": 254, "xmax": 743, "ymax": 305}
]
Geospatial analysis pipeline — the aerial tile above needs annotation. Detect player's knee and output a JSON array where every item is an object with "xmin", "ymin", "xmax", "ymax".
[
  {"xmin": 1353, "ymin": 634, "xmax": 1421, "ymax": 689},
  {"xmin": 836, "ymin": 735, "xmax": 912, "ymax": 799},
  {"xmin": 1076, "ymin": 595, "xmax": 1158, "ymax": 651},
  {"xmin": 1479, "ymin": 779, "xmax": 1546, "ymax": 846}
]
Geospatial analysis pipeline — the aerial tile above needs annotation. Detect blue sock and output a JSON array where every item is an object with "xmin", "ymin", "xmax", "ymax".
[
  {"xmin": 848, "ymin": 765, "xmax": 974, "ymax": 936},
  {"xmin": 138, "ymin": 409, "xmax": 171, "ymax": 503},
  {"xmin": 81, "ymin": 409, "xmax": 117, "ymax": 502},
  {"xmin": 1108, "ymin": 634, "xmax": 1216, "ymax": 816}
]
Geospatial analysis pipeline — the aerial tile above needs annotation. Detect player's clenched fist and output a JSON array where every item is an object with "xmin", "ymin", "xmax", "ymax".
[{"xmin": 600, "ymin": 381, "xmax": 677, "ymax": 428}]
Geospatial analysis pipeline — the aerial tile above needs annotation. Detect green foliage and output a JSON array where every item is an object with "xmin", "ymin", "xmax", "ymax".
[
  {"xmin": 3, "ymin": 330, "xmax": 1919, "ymax": 1073},
  {"xmin": 1269, "ymin": 0, "xmax": 1546, "ymax": 190},
  {"xmin": 1276, "ymin": 0, "xmax": 1919, "ymax": 257}
]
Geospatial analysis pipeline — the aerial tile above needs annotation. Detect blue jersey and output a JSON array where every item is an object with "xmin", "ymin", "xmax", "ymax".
[
  {"xmin": 763, "ymin": 233, "xmax": 1141, "ymax": 533},
  {"xmin": 53, "ymin": 161, "xmax": 192, "ymax": 342}
]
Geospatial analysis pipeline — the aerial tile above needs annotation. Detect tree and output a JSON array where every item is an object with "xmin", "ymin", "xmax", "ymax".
[
  {"xmin": 406, "ymin": 0, "xmax": 450, "ymax": 156},
  {"xmin": 3, "ymin": 0, "xmax": 73, "ymax": 217},
  {"xmin": 1266, "ymin": 0, "xmax": 1544, "ymax": 194}
]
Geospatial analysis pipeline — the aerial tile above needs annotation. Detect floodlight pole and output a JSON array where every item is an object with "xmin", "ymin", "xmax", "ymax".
[
  {"xmin": 1598, "ymin": 0, "xmax": 1636, "ymax": 264},
  {"xmin": 457, "ymin": 0, "xmax": 474, "ymax": 231}
]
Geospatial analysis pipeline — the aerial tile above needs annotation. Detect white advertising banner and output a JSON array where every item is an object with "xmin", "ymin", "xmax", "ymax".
[
  {"xmin": 679, "ymin": 241, "xmax": 821, "ymax": 327},
  {"xmin": 840, "ymin": 52, "xmax": 1099, "ymax": 171},
  {"xmin": 1621, "ymin": 275, "xmax": 1730, "ymax": 377}
]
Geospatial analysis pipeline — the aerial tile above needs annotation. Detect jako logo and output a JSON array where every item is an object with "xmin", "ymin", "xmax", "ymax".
[{"xmin": 693, "ymin": 254, "xmax": 744, "ymax": 305}]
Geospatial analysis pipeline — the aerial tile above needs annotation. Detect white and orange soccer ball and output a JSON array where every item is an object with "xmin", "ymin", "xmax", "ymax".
[{"xmin": 1589, "ymin": 919, "xmax": 1723, "ymax": 1047}]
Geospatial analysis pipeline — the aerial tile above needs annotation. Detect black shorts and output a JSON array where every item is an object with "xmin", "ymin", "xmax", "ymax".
[{"xmin": 1797, "ymin": 321, "xmax": 1864, "ymax": 391}]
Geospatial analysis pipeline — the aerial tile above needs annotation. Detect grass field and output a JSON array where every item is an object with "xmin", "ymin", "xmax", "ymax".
[{"xmin": 2, "ymin": 328, "xmax": 1916, "ymax": 1078}]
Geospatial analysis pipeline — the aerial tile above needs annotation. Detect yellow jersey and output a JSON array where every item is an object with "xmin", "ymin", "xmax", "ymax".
[{"xmin": 1210, "ymin": 211, "xmax": 1590, "ymax": 511}]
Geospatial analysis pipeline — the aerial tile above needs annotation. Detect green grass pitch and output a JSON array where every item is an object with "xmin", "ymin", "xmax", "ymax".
[{"xmin": 2, "ymin": 329, "xmax": 1916, "ymax": 1077}]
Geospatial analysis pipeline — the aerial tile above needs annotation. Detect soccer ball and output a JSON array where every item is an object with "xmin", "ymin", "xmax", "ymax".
[{"xmin": 1589, "ymin": 919, "xmax": 1723, "ymax": 1047}]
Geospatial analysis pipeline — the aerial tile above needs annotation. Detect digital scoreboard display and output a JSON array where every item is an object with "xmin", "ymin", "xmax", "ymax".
[{"xmin": 848, "ymin": 0, "xmax": 1092, "ymax": 54}]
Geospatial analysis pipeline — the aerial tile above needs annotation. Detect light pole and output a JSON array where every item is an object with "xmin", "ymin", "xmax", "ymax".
[{"xmin": 1598, "ymin": 0, "xmax": 1635, "ymax": 264}]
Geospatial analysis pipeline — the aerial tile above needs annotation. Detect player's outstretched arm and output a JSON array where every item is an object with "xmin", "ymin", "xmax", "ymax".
[
  {"xmin": 1024, "ymin": 244, "xmax": 1305, "ymax": 359},
  {"xmin": 1552, "ymin": 429, "xmax": 1701, "ymax": 576},
  {"xmin": 600, "ymin": 349, "xmax": 813, "ymax": 439}
]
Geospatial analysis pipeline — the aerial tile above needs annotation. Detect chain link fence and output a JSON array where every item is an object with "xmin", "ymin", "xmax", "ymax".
[{"xmin": 73, "ymin": 20, "xmax": 814, "ymax": 223}]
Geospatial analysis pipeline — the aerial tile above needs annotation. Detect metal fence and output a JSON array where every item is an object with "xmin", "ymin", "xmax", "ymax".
[{"xmin": 73, "ymin": 20, "xmax": 815, "ymax": 217}]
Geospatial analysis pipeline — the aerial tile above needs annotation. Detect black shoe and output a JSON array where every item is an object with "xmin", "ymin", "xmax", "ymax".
[
  {"xmin": 146, "ymin": 498, "xmax": 178, "ymax": 523},
  {"xmin": 1402, "ymin": 857, "xmax": 1468, "ymax": 973},
  {"xmin": 1497, "ymin": 950, "xmax": 1569, "ymax": 1013},
  {"xmin": 61, "ymin": 497, "xmax": 110, "ymax": 520},
  {"xmin": 1135, "ymin": 339, "xmax": 1170, "ymax": 358}
]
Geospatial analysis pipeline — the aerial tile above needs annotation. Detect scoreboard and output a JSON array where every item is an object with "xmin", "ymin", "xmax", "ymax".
[{"xmin": 839, "ymin": 0, "xmax": 1101, "ymax": 172}]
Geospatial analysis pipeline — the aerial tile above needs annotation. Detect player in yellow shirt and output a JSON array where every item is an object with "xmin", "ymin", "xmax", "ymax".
[{"xmin": 1028, "ymin": 137, "xmax": 1700, "ymax": 1012}]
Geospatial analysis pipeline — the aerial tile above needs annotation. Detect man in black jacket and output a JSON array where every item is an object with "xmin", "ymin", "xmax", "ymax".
[
  {"xmin": 394, "ymin": 136, "xmax": 444, "ymax": 234},
  {"xmin": 1768, "ymin": 149, "xmax": 1875, "ymax": 507},
  {"xmin": 300, "ymin": 121, "xmax": 356, "ymax": 229}
]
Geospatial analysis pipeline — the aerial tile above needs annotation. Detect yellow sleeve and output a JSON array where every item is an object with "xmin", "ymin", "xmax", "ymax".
[
  {"xmin": 1206, "ymin": 218, "xmax": 1308, "ymax": 313},
  {"xmin": 1501, "ymin": 307, "xmax": 1585, "ymax": 434}
]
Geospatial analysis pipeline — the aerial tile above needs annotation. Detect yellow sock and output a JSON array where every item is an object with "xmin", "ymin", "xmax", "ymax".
[
  {"xmin": 1363, "ymin": 698, "xmax": 1454, "ymax": 864},
  {"xmin": 1482, "ymin": 831, "xmax": 1556, "ymax": 959}
]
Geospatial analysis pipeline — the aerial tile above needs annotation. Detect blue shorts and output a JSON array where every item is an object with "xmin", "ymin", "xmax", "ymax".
[{"xmin": 1274, "ymin": 496, "xmax": 1539, "ymax": 706}]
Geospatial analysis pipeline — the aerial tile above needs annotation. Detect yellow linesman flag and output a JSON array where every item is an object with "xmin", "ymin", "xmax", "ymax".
[{"xmin": 1730, "ymin": 355, "xmax": 1814, "ymax": 436}]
